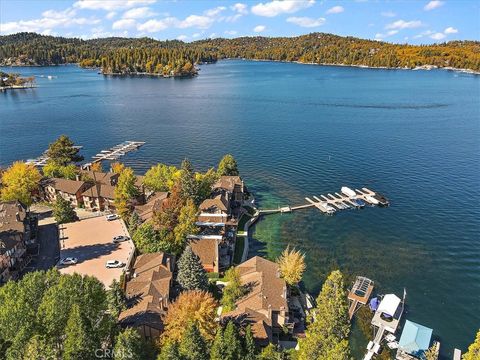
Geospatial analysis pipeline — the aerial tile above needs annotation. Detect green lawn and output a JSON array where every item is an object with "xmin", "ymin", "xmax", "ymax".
[{"xmin": 233, "ymin": 236, "xmax": 245, "ymax": 265}]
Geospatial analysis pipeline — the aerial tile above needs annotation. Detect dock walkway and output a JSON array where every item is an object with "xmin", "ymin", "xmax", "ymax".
[{"xmin": 257, "ymin": 187, "xmax": 386, "ymax": 216}]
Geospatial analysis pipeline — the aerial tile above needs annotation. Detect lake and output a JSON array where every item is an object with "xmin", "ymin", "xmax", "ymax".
[{"xmin": 1, "ymin": 61, "xmax": 479, "ymax": 357}]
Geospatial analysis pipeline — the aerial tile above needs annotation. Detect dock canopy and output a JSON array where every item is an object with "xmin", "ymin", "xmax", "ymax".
[
  {"xmin": 377, "ymin": 294, "xmax": 401, "ymax": 317},
  {"xmin": 398, "ymin": 320, "xmax": 433, "ymax": 356}
]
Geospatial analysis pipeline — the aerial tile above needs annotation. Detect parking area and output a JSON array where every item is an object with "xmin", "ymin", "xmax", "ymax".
[{"xmin": 58, "ymin": 216, "xmax": 134, "ymax": 288}]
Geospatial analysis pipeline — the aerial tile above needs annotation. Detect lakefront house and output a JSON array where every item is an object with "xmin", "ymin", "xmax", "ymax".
[
  {"xmin": 0, "ymin": 201, "xmax": 37, "ymax": 283},
  {"xmin": 41, "ymin": 177, "xmax": 91, "ymax": 207},
  {"xmin": 223, "ymin": 256, "xmax": 293, "ymax": 346},
  {"xmin": 119, "ymin": 252, "xmax": 175, "ymax": 341}
]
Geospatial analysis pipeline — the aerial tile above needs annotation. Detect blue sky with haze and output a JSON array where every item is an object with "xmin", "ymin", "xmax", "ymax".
[{"xmin": 0, "ymin": 0, "xmax": 478, "ymax": 44}]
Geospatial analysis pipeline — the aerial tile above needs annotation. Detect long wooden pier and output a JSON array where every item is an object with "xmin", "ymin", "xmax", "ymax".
[{"xmin": 258, "ymin": 187, "xmax": 388, "ymax": 216}]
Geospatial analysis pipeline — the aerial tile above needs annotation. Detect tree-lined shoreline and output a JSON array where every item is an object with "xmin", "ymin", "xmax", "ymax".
[{"xmin": 1, "ymin": 32, "xmax": 479, "ymax": 76}]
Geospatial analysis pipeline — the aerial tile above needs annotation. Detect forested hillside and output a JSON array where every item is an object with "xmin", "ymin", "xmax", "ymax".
[{"xmin": 1, "ymin": 32, "xmax": 479, "ymax": 75}]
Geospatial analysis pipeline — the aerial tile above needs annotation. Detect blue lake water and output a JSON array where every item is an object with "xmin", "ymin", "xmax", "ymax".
[{"xmin": 1, "ymin": 61, "xmax": 479, "ymax": 357}]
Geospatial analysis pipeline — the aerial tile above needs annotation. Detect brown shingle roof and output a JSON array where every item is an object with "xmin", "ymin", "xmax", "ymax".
[
  {"xmin": 82, "ymin": 183, "xmax": 115, "ymax": 199},
  {"xmin": 0, "ymin": 201, "xmax": 27, "ymax": 254},
  {"xmin": 190, "ymin": 238, "xmax": 218, "ymax": 267},
  {"xmin": 118, "ymin": 252, "xmax": 175, "ymax": 330},
  {"xmin": 134, "ymin": 192, "xmax": 169, "ymax": 222},
  {"xmin": 80, "ymin": 171, "xmax": 118, "ymax": 186},
  {"xmin": 42, "ymin": 178, "xmax": 88, "ymax": 195},
  {"xmin": 212, "ymin": 176, "xmax": 243, "ymax": 192},
  {"xmin": 199, "ymin": 195, "xmax": 229, "ymax": 213}
]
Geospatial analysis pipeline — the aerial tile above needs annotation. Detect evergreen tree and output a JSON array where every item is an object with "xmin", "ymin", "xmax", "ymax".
[
  {"xmin": 217, "ymin": 154, "xmax": 239, "ymax": 176},
  {"xmin": 127, "ymin": 211, "xmax": 141, "ymax": 233},
  {"xmin": 107, "ymin": 279, "xmax": 126, "ymax": 318},
  {"xmin": 178, "ymin": 322, "xmax": 209, "ymax": 360},
  {"xmin": 221, "ymin": 267, "xmax": 244, "ymax": 312},
  {"xmin": 259, "ymin": 344, "xmax": 283, "ymax": 360},
  {"xmin": 223, "ymin": 321, "xmax": 243, "ymax": 360},
  {"xmin": 180, "ymin": 159, "xmax": 199, "ymax": 204},
  {"xmin": 210, "ymin": 327, "xmax": 226, "ymax": 360},
  {"xmin": 52, "ymin": 196, "xmax": 76, "ymax": 224},
  {"xmin": 157, "ymin": 341, "xmax": 181, "ymax": 360},
  {"xmin": 243, "ymin": 325, "xmax": 256, "ymax": 360},
  {"xmin": 46, "ymin": 135, "xmax": 84, "ymax": 166},
  {"xmin": 63, "ymin": 303, "xmax": 95, "ymax": 360},
  {"xmin": 176, "ymin": 245, "xmax": 208, "ymax": 291},
  {"xmin": 298, "ymin": 270, "xmax": 351, "ymax": 360},
  {"xmin": 113, "ymin": 328, "xmax": 144, "ymax": 360}
]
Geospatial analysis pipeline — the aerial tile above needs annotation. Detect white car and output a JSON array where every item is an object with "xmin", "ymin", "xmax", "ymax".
[
  {"xmin": 106, "ymin": 260, "xmax": 125, "ymax": 268},
  {"xmin": 106, "ymin": 214, "xmax": 119, "ymax": 221},
  {"xmin": 60, "ymin": 257, "xmax": 78, "ymax": 265},
  {"xmin": 113, "ymin": 235, "xmax": 129, "ymax": 243}
]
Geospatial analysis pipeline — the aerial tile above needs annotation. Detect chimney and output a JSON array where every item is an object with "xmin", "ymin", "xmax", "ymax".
[
  {"xmin": 75, "ymin": 173, "xmax": 81, "ymax": 181},
  {"xmin": 15, "ymin": 212, "xmax": 20, "ymax": 222},
  {"xmin": 268, "ymin": 304, "xmax": 272, "ymax": 319},
  {"xmin": 166, "ymin": 257, "xmax": 171, "ymax": 271}
]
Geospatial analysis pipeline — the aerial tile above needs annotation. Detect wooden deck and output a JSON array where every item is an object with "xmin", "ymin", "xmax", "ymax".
[{"xmin": 348, "ymin": 276, "xmax": 374, "ymax": 320}]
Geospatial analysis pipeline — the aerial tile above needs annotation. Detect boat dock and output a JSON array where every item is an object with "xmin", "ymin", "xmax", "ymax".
[
  {"xmin": 348, "ymin": 276, "xmax": 374, "ymax": 320},
  {"xmin": 90, "ymin": 141, "xmax": 145, "ymax": 163},
  {"xmin": 258, "ymin": 187, "xmax": 389, "ymax": 216}
]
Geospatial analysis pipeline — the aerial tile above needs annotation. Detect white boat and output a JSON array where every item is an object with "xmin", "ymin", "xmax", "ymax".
[
  {"xmin": 341, "ymin": 186, "xmax": 357, "ymax": 197},
  {"xmin": 365, "ymin": 195, "xmax": 379, "ymax": 205}
]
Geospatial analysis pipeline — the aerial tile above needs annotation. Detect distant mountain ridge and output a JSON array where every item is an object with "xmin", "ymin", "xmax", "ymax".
[{"xmin": 1, "ymin": 32, "xmax": 479, "ymax": 74}]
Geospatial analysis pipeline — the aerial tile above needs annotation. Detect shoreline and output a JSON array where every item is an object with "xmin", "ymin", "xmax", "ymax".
[{"xmin": 3, "ymin": 59, "xmax": 479, "ymax": 75}]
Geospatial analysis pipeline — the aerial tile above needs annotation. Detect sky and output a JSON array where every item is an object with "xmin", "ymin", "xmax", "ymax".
[{"xmin": 0, "ymin": 0, "xmax": 479, "ymax": 44}]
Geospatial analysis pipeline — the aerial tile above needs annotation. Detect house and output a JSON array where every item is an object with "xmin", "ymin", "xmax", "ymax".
[
  {"xmin": 212, "ymin": 176, "xmax": 246, "ymax": 203},
  {"xmin": 119, "ymin": 252, "xmax": 175, "ymax": 341},
  {"xmin": 81, "ymin": 182, "xmax": 116, "ymax": 211},
  {"xmin": 223, "ymin": 256, "xmax": 292, "ymax": 345},
  {"xmin": 41, "ymin": 178, "xmax": 91, "ymax": 207},
  {"xmin": 197, "ymin": 194, "xmax": 230, "ymax": 223},
  {"xmin": 134, "ymin": 192, "xmax": 169, "ymax": 222},
  {"xmin": 0, "ymin": 201, "xmax": 37, "ymax": 283},
  {"xmin": 79, "ymin": 171, "xmax": 146, "ymax": 211},
  {"xmin": 189, "ymin": 237, "xmax": 220, "ymax": 273}
]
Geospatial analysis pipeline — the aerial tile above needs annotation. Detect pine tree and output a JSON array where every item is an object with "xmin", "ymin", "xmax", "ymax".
[
  {"xmin": 113, "ymin": 328, "xmax": 144, "ymax": 360},
  {"xmin": 217, "ymin": 154, "xmax": 239, "ymax": 176},
  {"xmin": 210, "ymin": 327, "xmax": 226, "ymax": 360},
  {"xmin": 243, "ymin": 325, "xmax": 256, "ymax": 360},
  {"xmin": 178, "ymin": 322, "xmax": 209, "ymax": 360},
  {"xmin": 158, "ymin": 341, "xmax": 181, "ymax": 360},
  {"xmin": 298, "ymin": 270, "xmax": 351, "ymax": 360},
  {"xmin": 52, "ymin": 196, "xmax": 76, "ymax": 224},
  {"xmin": 180, "ymin": 159, "xmax": 199, "ymax": 204},
  {"xmin": 223, "ymin": 321, "xmax": 242, "ymax": 360},
  {"xmin": 63, "ymin": 303, "xmax": 94, "ymax": 360},
  {"xmin": 176, "ymin": 245, "xmax": 208, "ymax": 291},
  {"xmin": 107, "ymin": 279, "xmax": 126, "ymax": 318},
  {"xmin": 46, "ymin": 135, "xmax": 84, "ymax": 166}
]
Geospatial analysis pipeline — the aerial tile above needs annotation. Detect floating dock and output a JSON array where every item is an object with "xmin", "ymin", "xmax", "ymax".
[
  {"xmin": 90, "ymin": 141, "xmax": 145, "ymax": 163},
  {"xmin": 258, "ymin": 187, "xmax": 389, "ymax": 216}
]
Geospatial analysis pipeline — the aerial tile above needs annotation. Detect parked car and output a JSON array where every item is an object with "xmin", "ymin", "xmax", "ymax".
[
  {"xmin": 106, "ymin": 260, "xmax": 125, "ymax": 268},
  {"xmin": 106, "ymin": 214, "xmax": 119, "ymax": 221},
  {"xmin": 113, "ymin": 235, "xmax": 129, "ymax": 243},
  {"xmin": 59, "ymin": 257, "xmax": 78, "ymax": 265}
]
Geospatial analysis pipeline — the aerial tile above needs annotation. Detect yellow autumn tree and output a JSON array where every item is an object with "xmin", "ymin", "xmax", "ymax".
[
  {"xmin": 277, "ymin": 246, "xmax": 306, "ymax": 286},
  {"xmin": 463, "ymin": 329, "xmax": 480, "ymax": 360},
  {"xmin": 160, "ymin": 290, "xmax": 218, "ymax": 345},
  {"xmin": 1, "ymin": 161, "xmax": 41, "ymax": 206}
]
